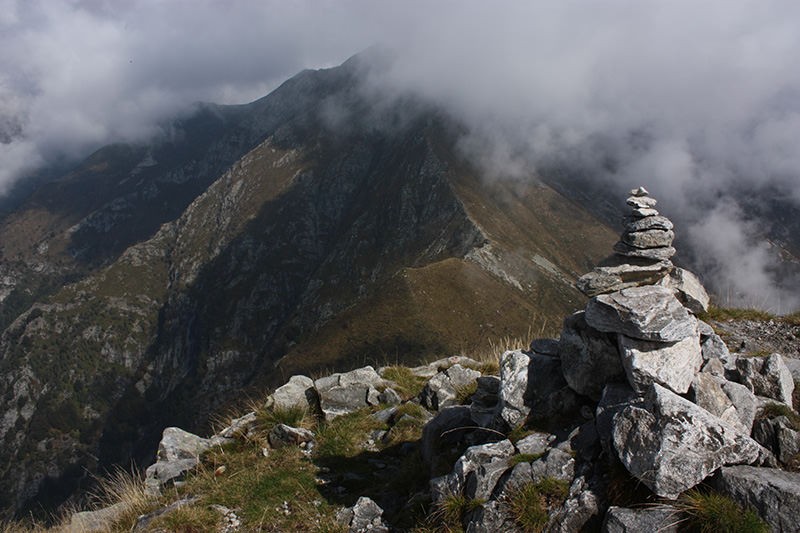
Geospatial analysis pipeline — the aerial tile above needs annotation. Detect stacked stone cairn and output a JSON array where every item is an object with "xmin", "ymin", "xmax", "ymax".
[{"xmin": 84, "ymin": 187, "xmax": 799, "ymax": 532}]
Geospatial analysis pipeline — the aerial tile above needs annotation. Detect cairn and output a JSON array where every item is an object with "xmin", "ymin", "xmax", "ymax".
[{"xmin": 577, "ymin": 186, "xmax": 675, "ymax": 298}]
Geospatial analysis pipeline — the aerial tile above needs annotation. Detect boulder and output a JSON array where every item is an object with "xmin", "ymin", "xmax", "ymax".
[
  {"xmin": 267, "ymin": 375, "xmax": 317, "ymax": 412},
  {"xmin": 144, "ymin": 427, "xmax": 212, "ymax": 496},
  {"xmin": 700, "ymin": 331, "xmax": 731, "ymax": 361},
  {"xmin": 602, "ymin": 506, "xmax": 679, "ymax": 533},
  {"xmin": 336, "ymin": 496, "xmax": 389, "ymax": 533},
  {"xmin": 493, "ymin": 350, "xmax": 531, "ymax": 429},
  {"xmin": 752, "ymin": 416, "xmax": 800, "ymax": 465},
  {"xmin": 420, "ymin": 364, "xmax": 481, "ymax": 410},
  {"xmin": 713, "ymin": 466, "xmax": 800, "ymax": 533},
  {"xmin": 617, "ymin": 333, "xmax": 702, "ymax": 394},
  {"xmin": 585, "ymin": 286, "xmax": 696, "ymax": 342},
  {"xmin": 612, "ymin": 384, "xmax": 761, "ymax": 499},
  {"xmin": 315, "ymin": 366, "xmax": 385, "ymax": 420},
  {"xmin": 559, "ymin": 311, "xmax": 625, "ymax": 400},
  {"xmin": 689, "ymin": 373, "xmax": 757, "ymax": 435},
  {"xmin": 736, "ymin": 354, "xmax": 795, "ymax": 406},
  {"xmin": 432, "ymin": 440, "xmax": 515, "ymax": 502},
  {"xmin": 658, "ymin": 267, "xmax": 709, "ymax": 314},
  {"xmin": 267, "ymin": 424, "xmax": 315, "ymax": 449}
]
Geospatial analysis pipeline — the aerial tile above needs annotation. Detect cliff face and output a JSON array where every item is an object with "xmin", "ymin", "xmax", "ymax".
[{"xmin": 0, "ymin": 57, "xmax": 616, "ymax": 515}]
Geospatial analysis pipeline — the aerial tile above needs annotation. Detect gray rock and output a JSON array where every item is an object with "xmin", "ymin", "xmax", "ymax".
[
  {"xmin": 530, "ymin": 338, "xmax": 559, "ymax": 356},
  {"xmin": 595, "ymin": 383, "xmax": 643, "ymax": 455},
  {"xmin": 267, "ymin": 375, "xmax": 317, "ymax": 412},
  {"xmin": 623, "ymin": 215, "xmax": 673, "ymax": 232},
  {"xmin": 736, "ymin": 354, "xmax": 795, "ymax": 405},
  {"xmin": 658, "ymin": 267, "xmax": 710, "ymax": 314},
  {"xmin": 701, "ymin": 357, "xmax": 727, "ymax": 377},
  {"xmin": 713, "ymin": 466, "xmax": 800, "ymax": 533},
  {"xmin": 377, "ymin": 387, "xmax": 402, "ymax": 406},
  {"xmin": 612, "ymin": 383, "xmax": 761, "ymax": 499},
  {"xmin": 618, "ymin": 333, "xmax": 702, "ymax": 394},
  {"xmin": 216, "ymin": 411, "xmax": 258, "ymax": 440},
  {"xmin": 70, "ymin": 502, "xmax": 132, "ymax": 532},
  {"xmin": 529, "ymin": 448, "xmax": 575, "ymax": 483},
  {"xmin": 132, "ymin": 497, "xmax": 199, "ymax": 532},
  {"xmin": 494, "ymin": 350, "xmax": 531, "ymax": 429},
  {"xmin": 690, "ymin": 373, "xmax": 756, "ymax": 435},
  {"xmin": 626, "ymin": 195, "xmax": 658, "ymax": 209},
  {"xmin": 603, "ymin": 505, "xmax": 679, "ymax": 533},
  {"xmin": 577, "ymin": 260, "xmax": 672, "ymax": 297},
  {"xmin": 547, "ymin": 476, "xmax": 600, "ymax": 532},
  {"xmin": 407, "ymin": 355, "xmax": 484, "ymax": 378},
  {"xmin": 701, "ymin": 331, "xmax": 731, "ymax": 361},
  {"xmin": 621, "ymin": 229, "xmax": 674, "ymax": 249},
  {"xmin": 784, "ymin": 358, "xmax": 800, "ymax": 382},
  {"xmin": 336, "ymin": 496, "xmax": 389, "ymax": 533},
  {"xmin": 421, "ymin": 405, "xmax": 473, "ymax": 466},
  {"xmin": 420, "ymin": 364, "xmax": 482, "ymax": 410},
  {"xmin": 315, "ymin": 366, "xmax": 387, "ymax": 420},
  {"xmin": 470, "ymin": 376, "xmax": 500, "ymax": 427},
  {"xmin": 585, "ymin": 286, "xmax": 696, "ymax": 342},
  {"xmin": 435, "ymin": 440, "xmax": 515, "ymax": 502},
  {"xmin": 752, "ymin": 416, "xmax": 800, "ymax": 465},
  {"xmin": 629, "ymin": 207, "xmax": 660, "ymax": 218},
  {"xmin": 629, "ymin": 186, "xmax": 650, "ymax": 196},
  {"xmin": 267, "ymin": 424, "xmax": 314, "ymax": 449},
  {"xmin": 144, "ymin": 427, "xmax": 212, "ymax": 496},
  {"xmin": 465, "ymin": 500, "xmax": 519, "ymax": 533},
  {"xmin": 515, "ymin": 431, "xmax": 556, "ymax": 456},
  {"xmin": 613, "ymin": 241, "xmax": 676, "ymax": 260},
  {"xmin": 558, "ymin": 311, "xmax": 624, "ymax": 400}
]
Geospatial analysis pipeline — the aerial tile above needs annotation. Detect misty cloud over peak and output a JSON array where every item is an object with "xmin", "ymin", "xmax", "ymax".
[{"xmin": 1, "ymin": 1, "xmax": 799, "ymax": 310}]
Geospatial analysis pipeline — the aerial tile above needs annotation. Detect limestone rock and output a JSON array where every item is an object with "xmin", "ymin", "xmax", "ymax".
[
  {"xmin": 378, "ymin": 387, "xmax": 402, "ymax": 406},
  {"xmin": 465, "ymin": 500, "xmax": 519, "ymax": 533},
  {"xmin": 618, "ymin": 333, "xmax": 702, "ymax": 394},
  {"xmin": 612, "ymin": 384, "xmax": 761, "ymax": 499},
  {"xmin": 546, "ymin": 477, "xmax": 600, "ymax": 533},
  {"xmin": 70, "ymin": 502, "xmax": 132, "ymax": 532},
  {"xmin": 585, "ymin": 286, "xmax": 696, "ymax": 342},
  {"xmin": 420, "ymin": 364, "xmax": 481, "ymax": 410},
  {"xmin": 267, "ymin": 375, "xmax": 317, "ymax": 412},
  {"xmin": 736, "ymin": 354, "xmax": 795, "ymax": 406},
  {"xmin": 216, "ymin": 411, "xmax": 258, "ymax": 440},
  {"xmin": 658, "ymin": 267, "xmax": 709, "ymax": 314},
  {"xmin": 629, "ymin": 186, "xmax": 650, "ymax": 196},
  {"xmin": 493, "ymin": 350, "xmax": 531, "ymax": 429},
  {"xmin": 515, "ymin": 431, "xmax": 556, "ymax": 456},
  {"xmin": 337, "ymin": 496, "xmax": 389, "ymax": 533},
  {"xmin": 713, "ymin": 466, "xmax": 800, "ymax": 533},
  {"xmin": 603, "ymin": 506, "xmax": 679, "ymax": 533},
  {"xmin": 752, "ymin": 416, "xmax": 800, "ymax": 465},
  {"xmin": 621, "ymin": 229, "xmax": 674, "ymax": 249},
  {"xmin": 595, "ymin": 383, "xmax": 643, "ymax": 455},
  {"xmin": 623, "ymin": 215, "xmax": 673, "ymax": 232},
  {"xmin": 433, "ymin": 440, "xmax": 515, "ymax": 502},
  {"xmin": 626, "ymin": 195, "xmax": 657, "ymax": 209},
  {"xmin": 559, "ymin": 311, "xmax": 625, "ymax": 400},
  {"xmin": 629, "ymin": 207, "xmax": 659, "ymax": 218},
  {"xmin": 144, "ymin": 427, "xmax": 212, "ymax": 496}
]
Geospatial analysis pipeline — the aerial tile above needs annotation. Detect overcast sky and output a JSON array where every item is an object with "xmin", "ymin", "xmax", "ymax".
[{"xmin": 2, "ymin": 0, "xmax": 799, "ymax": 310}]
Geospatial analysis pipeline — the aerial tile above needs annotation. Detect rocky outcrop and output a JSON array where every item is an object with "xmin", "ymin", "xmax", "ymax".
[{"xmin": 713, "ymin": 466, "xmax": 800, "ymax": 533}]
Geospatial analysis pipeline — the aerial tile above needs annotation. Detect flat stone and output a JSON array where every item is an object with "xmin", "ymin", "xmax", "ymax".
[
  {"xmin": 626, "ymin": 195, "xmax": 658, "ymax": 209},
  {"xmin": 603, "ymin": 506, "xmax": 679, "ymax": 533},
  {"xmin": 618, "ymin": 333, "xmax": 702, "ymax": 394},
  {"xmin": 577, "ymin": 260, "xmax": 672, "ymax": 297},
  {"xmin": 713, "ymin": 466, "xmax": 800, "ymax": 532},
  {"xmin": 613, "ymin": 241, "xmax": 675, "ymax": 260},
  {"xmin": 559, "ymin": 311, "xmax": 625, "ymax": 400},
  {"xmin": 630, "ymin": 207, "xmax": 659, "ymax": 217},
  {"xmin": 612, "ymin": 383, "xmax": 761, "ymax": 499},
  {"xmin": 623, "ymin": 215, "xmax": 673, "ymax": 232},
  {"xmin": 585, "ymin": 286, "xmax": 696, "ymax": 342},
  {"xmin": 621, "ymin": 229, "xmax": 674, "ymax": 249}
]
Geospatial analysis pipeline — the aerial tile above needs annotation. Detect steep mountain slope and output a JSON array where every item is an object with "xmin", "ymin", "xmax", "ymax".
[{"xmin": 0, "ymin": 57, "xmax": 617, "ymax": 515}]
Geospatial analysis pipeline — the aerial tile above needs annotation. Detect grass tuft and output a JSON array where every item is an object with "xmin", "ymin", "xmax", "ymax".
[
  {"xmin": 380, "ymin": 366, "xmax": 429, "ymax": 401},
  {"xmin": 504, "ymin": 477, "xmax": 569, "ymax": 533},
  {"xmin": 677, "ymin": 489, "xmax": 769, "ymax": 533},
  {"xmin": 431, "ymin": 493, "xmax": 484, "ymax": 531}
]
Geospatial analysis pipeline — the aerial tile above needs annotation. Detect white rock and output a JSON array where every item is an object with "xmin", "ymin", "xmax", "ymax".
[{"xmin": 618, "ymin": 333, "xmax": 702, "ymax": 394}]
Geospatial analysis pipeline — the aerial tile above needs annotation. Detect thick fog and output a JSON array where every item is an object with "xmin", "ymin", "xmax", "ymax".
[{"xmin": 2, "ymin": 1, "xmax": 799, "ymax": 310}]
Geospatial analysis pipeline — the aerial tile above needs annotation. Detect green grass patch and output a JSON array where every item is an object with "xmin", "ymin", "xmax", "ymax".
[
  {"xmin": 314, "ymin": 409, "xmax": 387, "ymax": 459},
  {"xmin": 677, "ymin": 489, "xmax": 768, "ymax": 533},
  {"xmin": 256, "ymin": 405, "xmax": 315, "ymax": 434},
  {"xmin": 505, "ymin": 477, "xmax": 569, "ymax": 533},
  {"xmin": 380, "ymin": 366, "xmax": 429, "ymax": 401},
  {"xmin": 432, "ymin": 494, "xmax": 485, "ymax": 531}
]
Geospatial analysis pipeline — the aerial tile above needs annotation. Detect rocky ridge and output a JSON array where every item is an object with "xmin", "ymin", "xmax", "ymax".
[{"xmin": 65, "ymin": 188, "xmax": 800, "ymax": 532}]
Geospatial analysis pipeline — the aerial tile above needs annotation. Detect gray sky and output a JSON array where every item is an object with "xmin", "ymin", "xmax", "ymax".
[{"xmin": 2, "ymin": 0, "xmax": 800, "ymax": 310}]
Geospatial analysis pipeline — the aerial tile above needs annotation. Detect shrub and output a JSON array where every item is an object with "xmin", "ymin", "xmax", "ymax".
[{"xmin": 677, "ymin": 489, "xmax": 768, "ymax": 533}]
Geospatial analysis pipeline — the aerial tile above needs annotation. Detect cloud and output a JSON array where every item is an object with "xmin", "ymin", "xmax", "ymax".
[{"xmin": 2, "ymin": 1, "xmax": 799, "ymax": 310}]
